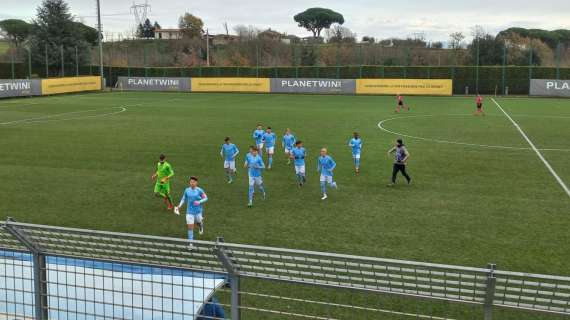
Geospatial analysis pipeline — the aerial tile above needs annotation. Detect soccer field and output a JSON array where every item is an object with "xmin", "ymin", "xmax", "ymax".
[{"xmin": 0, "ymin": 92, "xmax": 569, "ymax": 275}]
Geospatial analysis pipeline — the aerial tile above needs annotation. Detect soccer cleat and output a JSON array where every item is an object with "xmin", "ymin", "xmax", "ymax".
[
  {"xmin": 248, "ymin": 201, "xmax": 253, "ymax": 207},
  {"xmin": 198, "ymin": 223, "xmax": 204, "ymax": 235},
  {"xmin": 227, "ymin": 179, "xmax": 233, "ymax": 184},
  {"xmin": 167, "ymin": 203, "xmax": 174, "ymax": 210},
  {"xmin": 187, "ymin": 243, "xmax": 194, "ymax": 250},
  {"xmin": 262, "ymin": 192, "xmax": 266, "ymax": 200},
  {"xmin": 321, "ymin": 194, "xmax": 328, "ymax": 200},
  {"xmin": 174, "ymin": 207, "xmax": 180, "ymax": 215},
  {"xmin": 387, "ymin": 183, "xmax": 395, "ymax": 187}
]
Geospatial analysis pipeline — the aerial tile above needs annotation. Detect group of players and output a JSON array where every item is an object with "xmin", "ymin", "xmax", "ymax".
[{"xmin": 151, "ymin": 95, "xmax": 485, "ymax": 245}]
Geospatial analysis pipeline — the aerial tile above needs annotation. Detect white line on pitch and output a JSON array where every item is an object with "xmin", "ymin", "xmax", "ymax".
[{"xmin": 491, "ymin": 98, "xmax": 570, "ymax": 198}]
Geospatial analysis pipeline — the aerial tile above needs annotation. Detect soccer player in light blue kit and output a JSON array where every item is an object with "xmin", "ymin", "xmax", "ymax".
[
  {"xmin": 244, "ymin": 146, "xmax": 266, "ymax": 207},
  {"xmin": 348, "ymin": 132, "xmax": 363, "ymax": 175},
  {"xmin": 290, "ymin": 140, "xmax": 306, "ymax": 187},
  {"xmin": 220, "ymin": 137, "xmax": 240, "ymax": 184},
  {"xmin": 263, "ymin": 127, "xmax": 277, "ymax": 169},
  {"xmin": 317, "ymin": 148, "xmax": 338, "ymax": 200},
  {"xmin": 174, "ymin": 176, "xmax": 208, "ymax": 248},
  {"xmin": 282, "ymin": 128, "xmax": 296, "ymax": 165},
  {"xmin": 252, "ymin": 124, "xmax": 265, "ymax": 156}
]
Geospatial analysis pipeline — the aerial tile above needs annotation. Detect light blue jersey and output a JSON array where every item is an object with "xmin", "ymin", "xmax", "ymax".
[
  {"xmin": 283, "ymin": 134, "xmax": 296, "ymax": 150},
  {"xmin": 180, "ymin": 187, "xmax": 208, "ymax": 215},
  {"xmin": 291, "ymin": 147, "xmax": 306, "ymax": 166},
  {"xmin": 220, "ymin": 143, "xmax": 239, "ymax": 161},
  {"xmin": 349, "ymin": 138, "xmax": 363, "ymax": 155},
  {"xmin": 253, "ymin": 129, "xmax": 264, "ymax": 145},
  {"xmin": 245, "ymin": 153, "xmax": 265, "ymax": 177},
  {"xmin": 317, "ymin": 155, "xmax": 336, "ymax": 177},
  {"xmin": 263, "ymin": 132, "xmax": 277, "ymax": 148}
]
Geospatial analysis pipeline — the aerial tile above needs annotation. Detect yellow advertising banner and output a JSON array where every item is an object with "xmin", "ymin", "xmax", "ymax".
[
  {"xmin": 356, "ymin": 79, "xmax": 452, "ymax": 96},
  {"xmin": 191, "ymin": 77, "xmax": 270, "ymax": 93},
  {"xmin": 41, "ymin": 76, "xmax": 101, "ymax": 95}
]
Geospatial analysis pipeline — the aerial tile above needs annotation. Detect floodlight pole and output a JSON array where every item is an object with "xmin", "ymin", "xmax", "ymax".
[
  {"xmin": 206, "ymin": 29, "xmax": 210, "ymax": 66},
  {"xmin": 96, "ymin": 0, "xmax": 104, "ymax": 89}
]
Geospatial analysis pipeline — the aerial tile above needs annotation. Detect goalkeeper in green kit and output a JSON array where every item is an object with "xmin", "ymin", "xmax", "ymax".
[{"xmin": 151, "ymin": 154, "xmax": 175, "ymax": 210}]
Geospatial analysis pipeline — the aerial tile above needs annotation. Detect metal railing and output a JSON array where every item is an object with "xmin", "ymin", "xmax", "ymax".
[{"xmin": 0, "ymin": 219, "xmax": 569, "ymax": 319}]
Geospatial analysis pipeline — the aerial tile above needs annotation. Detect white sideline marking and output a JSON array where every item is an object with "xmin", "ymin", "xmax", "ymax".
[{"xmin": 491, "ymin": 98, "xmax": 570, "ymax": 198}]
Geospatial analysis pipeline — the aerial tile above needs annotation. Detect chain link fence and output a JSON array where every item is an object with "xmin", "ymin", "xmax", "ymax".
[{"xmin": 1, "ymin": 219, "xmax": 569, "ymax": 320}]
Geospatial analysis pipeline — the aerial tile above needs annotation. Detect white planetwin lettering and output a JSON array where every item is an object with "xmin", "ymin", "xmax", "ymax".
[{"xmin": 0, "ymin": 81, "xmax": 30, "ymax": 91}]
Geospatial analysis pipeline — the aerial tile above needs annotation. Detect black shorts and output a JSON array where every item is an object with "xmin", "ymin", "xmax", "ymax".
[
  {"xmin": 477, "ymin": 103, "xmax": 482, "ymax": 109},
  {"xmin": 398, "ymin": 101, "xmax": 403, "ymax": 106}
]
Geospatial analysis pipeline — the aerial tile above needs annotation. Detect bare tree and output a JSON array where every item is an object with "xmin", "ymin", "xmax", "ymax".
[
  {"xmin": 325, "ymin": 25, "xmax": 356, "ymax": 43},
  {"xmin": 223, "ymin": 22, "xmax": 229, "ymax": 36},
  {"xmin": 234, "ymin": 25, "xmax": 260, "ymax": 41},
  {"xmin": 449, "ymin": 32, "xmax": 465, "ymax": 49}
]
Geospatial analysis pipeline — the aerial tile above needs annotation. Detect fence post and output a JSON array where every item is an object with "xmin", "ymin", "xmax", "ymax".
[
  {"xmin": 45, "ymin": 44, "xmax": 49, "ymax": 78},
  {"xmin": 484, "ymin": 263, "xmax": 497, "ymax": 320},
  {"xmin": 215, "ymin": 237, "xmax": 240, "ymax": 320},
  {"xmin": 4, "ymin": 219, "xmax": 48, "ymax": 320},
  {"xmin": 61, "ymin": 45, "xmax": 64, "ymax": 77},
  {"xmin": 10, "ymin": 43, "xmax": 15, "ymax": 79}
]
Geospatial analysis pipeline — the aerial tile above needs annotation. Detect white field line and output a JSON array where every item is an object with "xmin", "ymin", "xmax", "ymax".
[
  {"xmin": 0, "ymin": 107, "xmax": 127, "ymax": 126},
  {"xmin": 491, "ymin": 98, "xmax": 570, "ymax": 198},
  {"xmin": 377, "ymin": 115, "xmax": 570, "ymax": 152}
]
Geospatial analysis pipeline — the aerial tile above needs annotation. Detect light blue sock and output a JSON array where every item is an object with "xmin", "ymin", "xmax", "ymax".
[
  {"xmin": 187, "ymin": 229, "xmax": 193, "ymax": 240},
  {"xmin": 268, "ymin": 156, "xmax": 273, "ymax": 167},
  {"xmin": 331, "ymin": 181, "xmax": 337, "ymax": 189},
  {"xmin": 248, "ymin": 186, "xmax": 254, "ymax": 201},
  {"xmin": 321, "ymin": 181, "xmax": 326, "ymax": 194},
  {"xmin": 355, "ymin": 158, "xmax": 360, "ymax": 169}
]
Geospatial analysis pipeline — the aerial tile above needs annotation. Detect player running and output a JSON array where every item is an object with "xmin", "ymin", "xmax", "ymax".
[
  {"xmin": 474, "ymin": 95, "xmax": 485, "ymax": 116},
  {"xmin": 263, "ymin": 127, "xmax": 277, "ymax": 169},
  {"xmin": 151, "ymin": 154, "xmax": 175, "ymax": 210},
  {"xmin": 395, "ymin": 94, "xmax": 409, "ymax": 113},
  {"xmin": 244, "ymin": 146, "xmax": 266, "ymax": 207},
  {"xmin": 252, "ymin": 124, "xmax": 265, "ymax": 156},
  {"xmin": 282, "ymin": 128, "xmax": 296, "ymax": 165},
  {"xmin": 220, "ymin": 137, "xmax": 240, "ymax": 184},
  {"xmin": 174, "ymin": 177, "xmax": 208, "ymax": 248},
  {"xmin": 290, "ymin": 140, "xmax": 306, "ymax": 187},
  {"xmin": 348, "ymin": 132, "xmax": 363, "ymax": 175},
  {"xmin": 387, "ymin": 138, "xmax": 412, "ymax": 186},
  {"xmin": 317, "ymin": 148, "xmax": 338, "ymax": 200}
]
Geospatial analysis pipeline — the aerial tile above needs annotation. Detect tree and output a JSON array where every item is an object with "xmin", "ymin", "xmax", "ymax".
[
  {"xmin": 449, "ymin": 32, "xmax": 465, "ymax": 49},
  {"xmin": 361, "ymin": 36, "xmax": 375, "ymax": 44},
  {"xmin": 136, "ymin": 23, "xmax": 144, "ymax": 38},
  {"xmin": 178, "ymin": 13, "xmax": 204, "ymax": 39},
  {"xmin": 234, "ymin": 25, "xmax": 259, "ymax": 41},
  {"xmin": 0, "ymin": 19, "xmax": 32, "ymax": 46},
  {"xmin": 29, "ymin": 0, "xmax": 91, "ymax": 75},
  {"xmin": 467, "ymin": 33, "xmax": 503, "ymax": 65},
  {"xmin": 153, "ymin": 21, "xmax": 161, "ymax": 31},
  {"xmin": 294, "ymin": 8, "xmax": 344, "ymax": 38},
  {"xmin": 430, "ymin": 41, "xmax": 443, "ymax": 49},
  {"xmin": 72, "ymin": 21, "xmax": 99, "ymax": 45},
  {"xmin": 325, "ymin": 25, "xmax": 356, "ymax": 44},
  {"xmin": 137, "ymin": 18, "xmax": 153, "ymax": 38}
]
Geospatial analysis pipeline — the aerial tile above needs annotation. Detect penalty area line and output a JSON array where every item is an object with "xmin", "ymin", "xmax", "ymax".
[{"xmin": 491, "ymin": 98, "xmax": 570, "ymax": 198}]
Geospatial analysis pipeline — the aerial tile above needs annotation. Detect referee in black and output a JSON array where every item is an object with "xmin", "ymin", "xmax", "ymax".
[{"xmin": 387, "ymin": 138, "xmax": 411, "ymax": 186}]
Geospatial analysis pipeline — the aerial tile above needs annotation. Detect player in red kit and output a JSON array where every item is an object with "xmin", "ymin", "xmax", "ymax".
[
  {"xmin": 474, "ymin": 95, "xmax": 484, "ymax": 116},
  {"xmin": 395, "ymin": 94, "xmax": 409, "ymax": 113}
]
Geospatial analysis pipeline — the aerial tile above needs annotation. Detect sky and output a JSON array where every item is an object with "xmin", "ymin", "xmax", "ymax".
[{"xmin": 2, "ymin": 0, "xmax": 570, "ymax": 42}]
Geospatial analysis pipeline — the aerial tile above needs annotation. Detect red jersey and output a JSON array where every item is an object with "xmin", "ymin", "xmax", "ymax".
[
  {"xmin": 398, "ymin": 95, "xmax": 403, "ymax": 102},
  {"xmin": 476, "ymin": 96, "xmax": 482, "ymax": 104}
]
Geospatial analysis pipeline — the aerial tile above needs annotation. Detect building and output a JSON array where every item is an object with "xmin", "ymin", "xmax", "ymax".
[{"xmin": 155, "ymin": 29, "xmax": 182, "ymax": 40}]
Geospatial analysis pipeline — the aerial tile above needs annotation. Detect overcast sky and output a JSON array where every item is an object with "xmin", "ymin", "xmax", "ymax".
[{"xmin": 3, "ymin": 0, "xmax": 570, "ymax": 42}]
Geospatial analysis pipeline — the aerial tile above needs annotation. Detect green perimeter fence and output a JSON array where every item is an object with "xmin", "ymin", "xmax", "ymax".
[{"xmin": 1, "ymin": 64, "xmax": 570, "ymax": 95}]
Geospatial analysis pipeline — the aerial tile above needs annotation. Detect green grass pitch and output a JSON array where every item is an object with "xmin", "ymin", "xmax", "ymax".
[{"xmin": 0, "ymin": 92, "xmax": 569, "ymax": 276}]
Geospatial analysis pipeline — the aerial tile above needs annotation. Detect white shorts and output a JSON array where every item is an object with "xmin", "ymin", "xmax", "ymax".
[
  {"xmin": 186, "ymin": 213, "xmax": 203, "ymax": 225},
  {"xmin": 284, "ymin": 147, "xmax": 292, "ymax": 154},
  {"xmin": 257, "ymin": 143, "xmax": 264, "ymax": 150},
  {"xmin": 352, "ymin": 153, "xmax": 361, "ymax": 159},
  {"xmin": 248, "ymin": 176, "xmax": 263, "ymax": 186},
  {"xmin": 320, "ymin": 174, "xmax": 334, "ymax": 183},
  {"xmin": 266, "ymin": 146, "xmax": 275, "ymax": 154},
  {"xmin": 224, "ymin": 160, "xmax": 236, "ymax": 170},
  {"xmin": 295, "ymin": 165, "xmax": 306, "ymax": 175}
]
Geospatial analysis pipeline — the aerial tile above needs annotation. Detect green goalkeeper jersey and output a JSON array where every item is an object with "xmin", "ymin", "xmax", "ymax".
[{"xmin": 156, "ymin": 161, "xmax": 174, "ymax": 181}]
